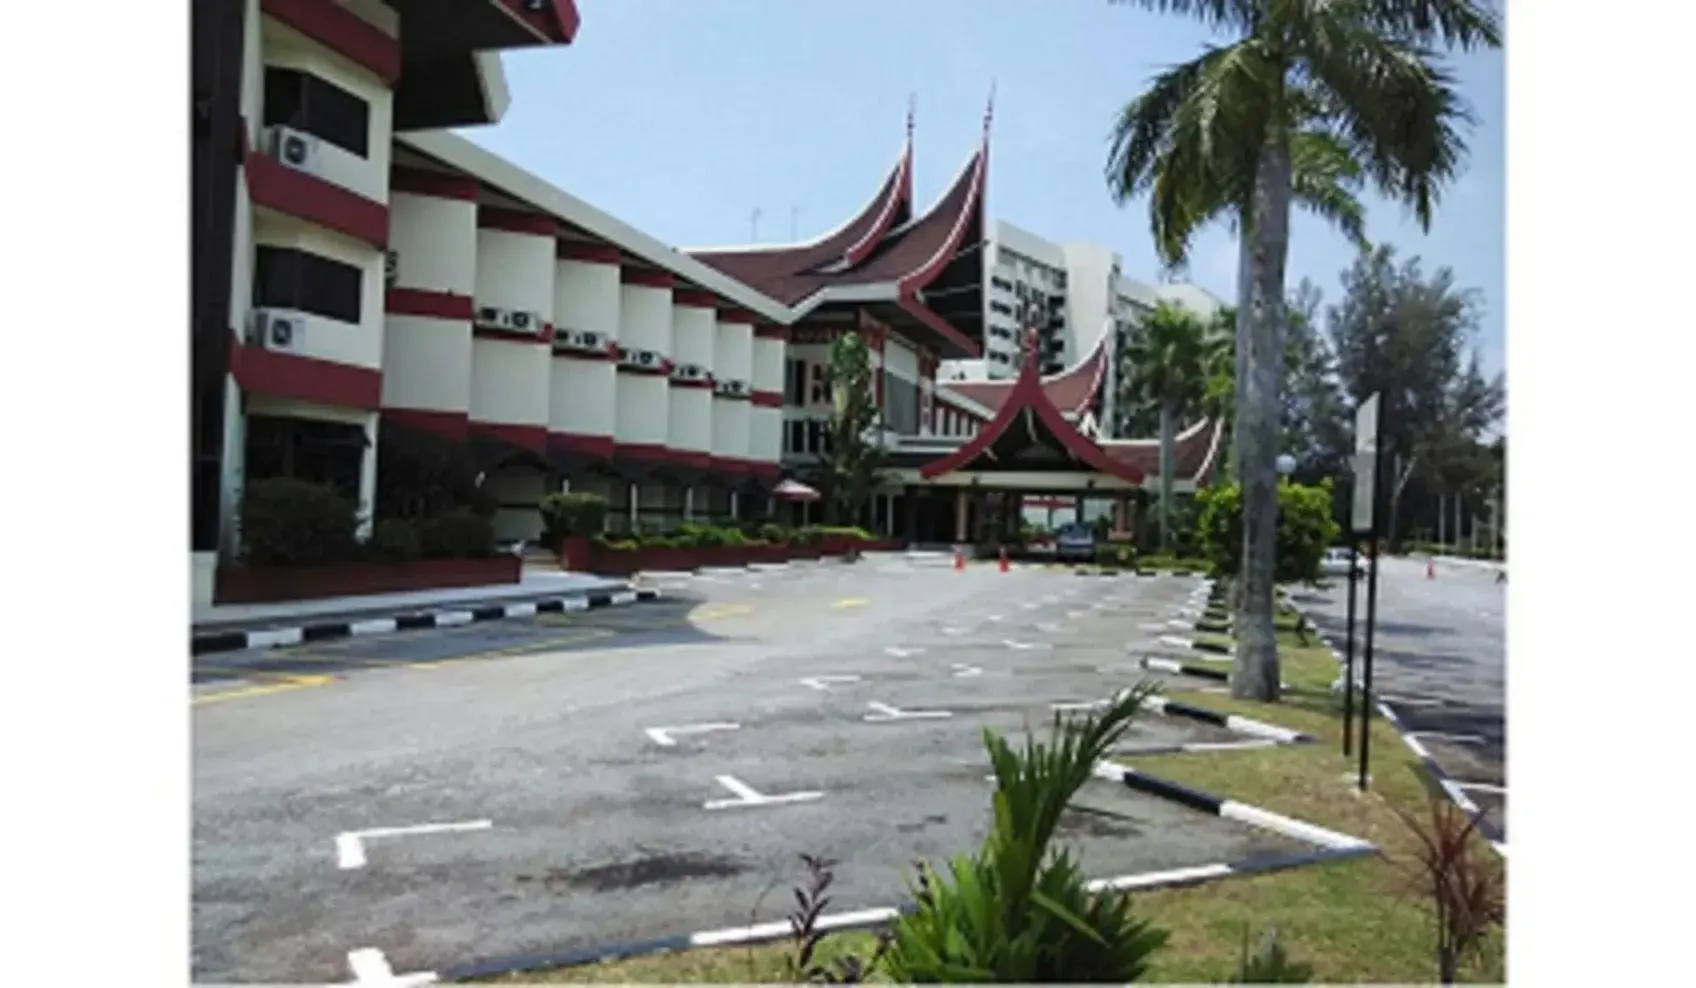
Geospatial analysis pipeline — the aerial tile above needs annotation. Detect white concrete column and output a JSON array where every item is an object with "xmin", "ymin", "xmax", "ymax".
[
  {"xmin": 357, "ymin": 411, "xmax": 379, "ymax": 539},
  {"xmin": 685, "ymin": 487, "xmax": 695, "ymax": 522},
  {"xmin": 629, "ymin": 483, "xmax": 639, "ymax": 531},
  {"xmin": 730, "ymin": 491, "xmax": 740, "ymax": 520},
  {"xmin": 218, "ymin": 376, "xmax": 247, "ymax": 558},
  {"xmin": 955, "ymin": 488, "xmax": 969, "ymax": 543}
]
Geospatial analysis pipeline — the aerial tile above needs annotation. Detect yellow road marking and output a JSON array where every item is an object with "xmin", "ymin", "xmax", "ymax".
[
  {"xmin": 690, "ymin": 602, "xmax": 754, "ymax": 621},
  {"xmin": 192, "ymin": 674, "xmax": 335, "ymax": 706},
  {"xmin": 832, "ymin": 597, "xmax": 871, "ymax": 609},
  {"xmin": 405, "ymin": 627, "xmax": 616, "ymax": 668}
]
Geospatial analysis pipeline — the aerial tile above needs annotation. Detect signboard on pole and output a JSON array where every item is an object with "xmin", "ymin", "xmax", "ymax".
[{"xmin": 1350, "ymin": 394, "xmax": 1381, "ymax": 534}]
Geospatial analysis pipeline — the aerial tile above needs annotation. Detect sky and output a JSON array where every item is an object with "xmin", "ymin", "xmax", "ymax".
[{"xmin": 462, "ymin": 0, "xmax": 1504, "ymax": 379}]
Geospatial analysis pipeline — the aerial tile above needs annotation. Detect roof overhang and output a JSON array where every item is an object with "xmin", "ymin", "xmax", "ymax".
[{"xmin": 389, "ymin": 1, "xmax": 579, "ymax": 131}]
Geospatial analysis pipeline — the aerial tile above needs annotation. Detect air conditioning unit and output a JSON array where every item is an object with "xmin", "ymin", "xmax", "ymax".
[
  {"xmin": 636, "ymin": 349, "xmax": 661, "ymax": 368},
  {"xmin": 266, "ymin": 125, "xmax": 321, "ymax": 175},
  {"xmin": 474, "ymin": 305, "xmax": 507, "ymax": 329},
  {"xmin": 504, "ymin": 309, "xmax": 540, "ymax": 334},
  {"xmin": 250, "ymin": 309, "xmax": 306, "ymax": 353},
  {"xmin": 714, "ymin": 378, "xmax": 751, "ymax": 399},
  {"xmin": 671, "ymin": 363, "xmax": 709, "ymax": 383}
]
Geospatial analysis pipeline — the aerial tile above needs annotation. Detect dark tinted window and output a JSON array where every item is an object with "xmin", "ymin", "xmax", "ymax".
[
  {"xmin": 785, "ymin": 359, "xmax": 806, "ymax": 406},
  {"xmin": 254, "ymin": 245, "xmax": 364, "ymax": 323},
  {"xmin": 245, "ymin": 415, "xmax": 367, "ymax": 501},
  {"xmin": 263, "ymin": 67, "xmax": 370, "ymax": 158}
]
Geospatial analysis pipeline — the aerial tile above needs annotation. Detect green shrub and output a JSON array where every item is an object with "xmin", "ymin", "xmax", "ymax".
[
  {"xmin": 371, "ymin": 518, "xmax": 420, "ymax": 563},
  {"xmin": 758, "ymin": 522, "xmax": 791, "ymax": 544},
  {"xmin": 538, "ymin": 492, "xmax": 608, "ymax": 546},
  {"xmin": 594, "ymin": 534, "xmax": 637, "ymax": 552},
  {"xmin": 417, "ymin": 509, "xmax": 495, "ymax": 559},
  {"xmin": 1196, "ymin": 480, "xmax": 1339, "ymax": 585},
  {"xmin": 239, "ymin": 478, "xmax": 361, "ymax": 567},
  {"xmin": 880, "ymin": 686, "xmax": 1169, "ymax": 981}
]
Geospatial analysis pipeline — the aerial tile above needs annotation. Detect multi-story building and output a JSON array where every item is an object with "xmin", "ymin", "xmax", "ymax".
[{"xmin": 191, "ymin": 3, "xmax": 1229, "ymax": 601}]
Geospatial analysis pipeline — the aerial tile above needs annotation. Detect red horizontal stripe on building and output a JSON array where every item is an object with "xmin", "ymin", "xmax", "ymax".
[
  {"xmin": 557, "ymin": 241, "xmax": 622, "ymax": 264},
  {"xmin": 383, "ymin": 407, "xmax": 470, "ymax": 441},
  {"xmin": 386, "ymin": 289, "xmax": 474, "ymax": 320},
  {"xmin": 390, "ymin": 167, "xmax": 478, "ymax": 200},
  {"xmin": 716, "ymin": 307, "xmax": 758, "ymax": 324},
  {"xmin": 751, "ymin": 390, "xmax": 783, "ymax": 408},
  {"xmin": 245, "ymin": 147, "xmax": 389, "ymax": 249},
  {"xmin": 260, "ymin": 0, "xmax": 401, "ymax": 84},
  {"xmin": 621, "ymin": 268, "xmax": 675, "ymax": 289},
  {"xmin": 754, "ymin": 324, "xmax": 789, "ymax": 341},
  {"xmin": 474, "ymin": 324, "xmax": 556, "ymax": 345},
  {"xmin": 674, "ymin": 289, "xmax": 717, "ymax": 308},
  {"xmin": 479, "ymin": 207, "xmax": 557, "ymax": 237},
  {"xmin": 617, "ymin": 443, "xmax": 670, "ymax": 462},
  {"xmin": 469, "ymin": 421, "xmax": 548, "ymax": 455},
  {"xmin": 229, "ymin": 330, "xmax": 382, "ymax": 410},
  {"xmin": 551, "ymin": 432, "xmax": 616, "ymax": 459},
  {"xmin": 552, "ymin": 346, "xmax": 617, "ymax": 362},
  {"xmin": 668, "ymin": 377, "xmax": 715, "ymax": 390}
]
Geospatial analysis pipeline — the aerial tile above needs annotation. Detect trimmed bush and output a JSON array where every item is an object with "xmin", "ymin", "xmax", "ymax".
[
  {"xmin": 417, "ymin": 509, "xmax": 496, "ymax": 559},
  {"xmin": 371, "ymin": 518, "xmax": 421, "ymax": 563},
  {"xmin": 758, "ymin": 522, "xmax": 791, "ymax": 544},
  {"xmin": 239, "ymin": 478, "xmax": 361, "ymax": 567},
  {"xmin": 1197, "ymin": 480, "xmax": 1339, "ymax": 585},
  {"xmin": 539, "ymin": 492, "xmax": 608, "ymax": 547}
]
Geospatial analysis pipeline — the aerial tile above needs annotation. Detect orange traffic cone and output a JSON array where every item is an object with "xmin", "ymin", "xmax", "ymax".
[
  {"xmin": 998, "ymin": 548, "xmax": 1010, "ymax": 573},
  {"xmin": 1426, "ymin": 560, "xmax": 1436, "ymax": 580},
  {"xmin": 954, "ymin": 545, "xmax": 965, "ymax": 571}
]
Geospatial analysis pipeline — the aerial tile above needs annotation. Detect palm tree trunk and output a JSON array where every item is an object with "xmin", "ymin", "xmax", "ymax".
[
  {"xmin": 1158, "ymin": 399, "xmax": 1174, "ymax": 552},
  {"xmin": 1230, "ymin": 128, "xmax": 1293, "ymax": 704}
]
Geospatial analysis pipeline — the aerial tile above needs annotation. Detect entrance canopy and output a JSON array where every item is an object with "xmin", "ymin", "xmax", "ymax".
[{"xmin": 917, "ymin": 331, "xmax": 1145, "ymax": 489}]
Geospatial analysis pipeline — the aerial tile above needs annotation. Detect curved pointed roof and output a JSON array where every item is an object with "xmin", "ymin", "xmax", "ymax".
[
  {"xmin": 689, "ymin": 129, "xmax": 915, "ymax": 304},
  {"xmin": 1099, "ymin": 417, "xmax": 1228, "ymax": 485},
  {"xmin": 940, "ymin": 331, "xmax": 1112, "ymax": 419},
  {"xmin": 919, "ymin": 330, "xmax": 1144, "ymax": 484}
]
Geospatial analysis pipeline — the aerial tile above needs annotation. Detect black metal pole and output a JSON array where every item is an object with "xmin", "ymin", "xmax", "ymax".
[
  {"xmin": 1341, "ymin": 536, "xmax": 1360, "ymax": 756},
  {"xmin": 1357, "ymin": 402, "xmax": 1388, "ymax": 792}
]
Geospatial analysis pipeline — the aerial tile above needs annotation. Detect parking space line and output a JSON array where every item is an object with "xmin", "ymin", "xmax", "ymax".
[
  {"xmin": 191, "ymin": 674, "xmax": 336, "ymax": 706},
  {"xmin": 346, "ymin": 947, "xmax": 436, "ymax": 987},
  {"xmin": 832, "ymin": 597, "xmax": 870, "ymax": 609},
  {"xmin": 336, "ymin": 819, "xmax": 493, "ymax": 870},
  {"xmin": 704, "ymin": 774, "xmax": 823, "ymax": 810}
]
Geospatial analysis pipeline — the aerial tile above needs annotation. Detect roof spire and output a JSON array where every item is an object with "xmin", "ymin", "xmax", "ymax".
[
  {"xmin": 983, "ymin": 81, "xmax": 996, "ymax": 139},
  {"xmin": 906, "ymin": 93, "xmax": 916, "ymax": 143}
]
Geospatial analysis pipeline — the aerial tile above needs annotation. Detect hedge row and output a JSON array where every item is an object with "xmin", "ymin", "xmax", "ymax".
[{"xmin": 239, "ymin": 477, "xmax": 495, "ymax": 568}]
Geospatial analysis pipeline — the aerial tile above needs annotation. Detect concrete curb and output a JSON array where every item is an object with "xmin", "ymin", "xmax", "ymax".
[
  {"xmin": 434, "ymin": 822, "xmax": 1373, "ymax": 983},
  {"xmin": 1090, "ymin": 761, "xmax": 1377, "ymax": 851},
  {"xmin": 1287, "ymin": 600, "xmax": 1508, "ymax": 858},
  {"xmin": 1140, "ymin": 656, "xmax": 1229, "ymax": 682},
  {"xmin": 1143, "ymin": 694, "xmax": 1315, "ymax": 744},
  {"xmin": 190, "ymin": 587, "xmax": 663, "ymax": 656}
]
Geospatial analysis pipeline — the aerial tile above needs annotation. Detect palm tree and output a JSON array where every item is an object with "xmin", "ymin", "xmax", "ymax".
[
  {"xmin": 1123, "ymin": 301, "xmax": 1219, "ymax": 551},
  {"xmin": 1103, "ymin": 0, "xmax": 1500, "ymax": 702}
]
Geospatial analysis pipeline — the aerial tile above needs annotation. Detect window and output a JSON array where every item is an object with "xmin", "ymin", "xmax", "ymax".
[
  {"xmin": 806, "ymin": 419, "xmax": 832, "ymax": 455},
  {"xmin": 884, "ymin": 376, "xmax": 919, "ymax": 436},
  {"xmin": 785, "ymin": 358, "xmax": 806, "ymax": 406},
  {"xmin": 988, "ymin": 301, "xmax": 1013, "ymax": 316},
  {"xmin": 254, "ymin": 245, "xmax": 364, "ymax": 323},
  {"xmin": 244, "ymin": 415, "xmax": 367, "ymax": 501},
  {"xmin": 809, "ymin": 363, "xmax": 831, "ymax": 406},
  {"xmin": 263, "ymin": 67, "xmax": 371, "ymax": 158},
  {"xmin": 786, "ymin": 419, "xmax": 805, "ymax": 454},
  {"xmin": 991, "ymin": 276, "xmax": 1013, "ymax": 291}
]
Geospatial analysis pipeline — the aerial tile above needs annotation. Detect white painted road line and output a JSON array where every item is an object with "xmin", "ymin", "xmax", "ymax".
[
  {"xmin": 1454, "ymin": 780, "xmax": 1508, "ymax": 795},
  {"xmin": 347, "ymin": 947, "xmax": 437, "ymax": 986},
  {"xmin": 1002, "ymin": 639, "xmax": 1052, "ymax": 651},
  {"xmin": 1408, "ymin": 731, "xmax": 1486, "ymax": 745},
  {"xmin": 645, "ymin": 722, "xmax": 741, "ymax": 747},
  {"xmin": 335, "ymin": 820, "xmax": 493, "ymax": 870},
  {"xmin": 984, "ymin": 614, "xmax": 1005, "ymax": 623},
  {"xmin": 1035, "ymin": 622, "xmax": 1061, "ymax": 633},
  {"xmin": 1138, "ymin": 622, "xmax": 1168, "ymax": 631},
  {"xmin": 884, "ymin": 646, "xmax": 925, "ymax": 658},
  {"xmin": 865, "ymin": 701, "xmax": 953, "ymax": 722},
  {"xmin": 1380, "ymin": 694, "xmax": 1443, "ymax": 707},
  {"xmin": 941, "ymin": 626, "xmax": 966, "ymax": 636},
  {"xmin": 704, "ymin": 774, "xmax": 823, "ymax": 810},
  {"xmin": 1071, "ymin": 611, "xmax": 1090, "ymax": 619},
  {"xmin": 950, "ymin": 663, "xmax": 983, "ymax": 678},
  {"xmin": 800, "ymin": 675, "xmax": 863, "ymax": 691}
]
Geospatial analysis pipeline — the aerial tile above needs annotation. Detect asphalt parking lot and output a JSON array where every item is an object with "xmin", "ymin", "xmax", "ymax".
[
  {"xmin": 193, "ymin": 560, "xmax": 1314, "ymax": 983},
  {"xmin": 1291, "ymin": 556, "xmax": 1507, "ymax": 842}
]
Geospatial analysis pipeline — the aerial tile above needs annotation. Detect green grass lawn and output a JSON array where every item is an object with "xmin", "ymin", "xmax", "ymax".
[{"xmin": 468, "ymin": 600, "xmax": 1503, "ymax": 984}]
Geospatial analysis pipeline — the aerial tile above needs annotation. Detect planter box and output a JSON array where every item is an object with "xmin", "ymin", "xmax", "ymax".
[{"xmin": 214, "ymin": 555, "xmax": 521, "ymax": 605}]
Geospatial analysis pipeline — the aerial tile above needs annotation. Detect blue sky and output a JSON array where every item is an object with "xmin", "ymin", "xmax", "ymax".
[{"xmin": 463, "ymin": 0, "xmax": 1503, "ymax": 378}]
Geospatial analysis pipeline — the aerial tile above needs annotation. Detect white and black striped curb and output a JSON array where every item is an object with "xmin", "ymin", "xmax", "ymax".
[
  {"xmin": 1158, "ymin": 634, "xmax": 1235, "ymax": 656},
  {"xmin": 190, "ymin": 588, "xmax": 662, "ymax": 657},
  {"xmin": 432, "ymin": 813, "xmax": 1373, "ymax": 983},
  {"xmin": 1089, "ymin": 761, "xmax": 1376, "ymax": 851},
  {"xmin": 1143, "ymin": 694, "xmax": 1314, "ymax": 743},
  {"xmin": 1287, "ymin": 600, "xmax": 1508, "ymax": 858}
]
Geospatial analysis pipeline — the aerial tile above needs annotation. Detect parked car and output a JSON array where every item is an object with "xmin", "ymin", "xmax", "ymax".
[
  {"xmin": 1054, "ymin": 523, "xmax": 1098, "ymax": 562},
  {"xmin": 1320, "ymin": 546, "xmax": 1366, "ymax": 580}
]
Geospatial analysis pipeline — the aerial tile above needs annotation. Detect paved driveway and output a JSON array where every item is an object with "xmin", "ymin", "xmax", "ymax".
[
  {"xmin": 1291, "ymin": 556, "xmax": 1507, "ymax": 840},
  {"xmin": 193, "ymin": 562, "xmax": 1302, "ymax": 983}
]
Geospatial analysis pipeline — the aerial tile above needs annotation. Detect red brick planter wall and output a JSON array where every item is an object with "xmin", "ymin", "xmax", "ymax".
[{"xmin": 214, "ymin": 555, "xmax": 522, "ymax": 604}]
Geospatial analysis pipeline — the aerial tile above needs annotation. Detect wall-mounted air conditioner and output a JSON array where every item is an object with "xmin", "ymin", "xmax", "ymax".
[
  {"xmin": 671, "ymin": 363, "xmax": 710, "ymax": 383},
  {"xmin": 474, "ymin": 305, "xmax": 544, "ymax": 335},
  {"xmin": 619, "ymin": 346, "xmax": 664, "ymax": 370},
  {"xmin": 555, "ymin": 329, "xmax": 611, "ymax": 354},
  {"xmin": 474, "ymin": 305, "xmax": 507, "ymax": 329},
  {"xmin": 265, "ymin": 125, "xmax": 321, "ymax": 176},
  {"xmin": 714, "ymin": 378, "xmax": 752, "ymax": 399},
  {"xmin": 250, "ymin": 309, "xmax": 307, "ymax": 353}
]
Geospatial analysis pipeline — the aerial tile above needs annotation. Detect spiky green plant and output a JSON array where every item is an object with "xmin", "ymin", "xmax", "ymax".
[{"xmin": 880, "ymin": 683, "xmax": 1170, "ymax": 982}]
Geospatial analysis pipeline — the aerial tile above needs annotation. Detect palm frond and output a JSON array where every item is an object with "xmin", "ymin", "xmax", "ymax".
[
  {"xmin": 1106, "ymin": 49, "xmax": 1225, "ymax": 203},
  {"xmin": 1300, "ymin": 16, "xmax": 1474, "ymax": 229},
  {"xmin": 1108, "ymin": 0, "xmax": 1262, "ymax": 32},
  {"xmin": 1363, "ymin": 0, "xmax": 1504, "ymax": 51}
]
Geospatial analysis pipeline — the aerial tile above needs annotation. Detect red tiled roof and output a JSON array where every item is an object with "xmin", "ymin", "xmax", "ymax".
[
  {"xmin": 1099, "ymin": 417, "xmax": 1226, "ymax": 484},
  {"xmin": 939, "ymin": 332, "xmax": 1110, "ymax": 418},
  {"xmin": 919, "ymin": 331, "xmax": 1143, "ymax": 485}
]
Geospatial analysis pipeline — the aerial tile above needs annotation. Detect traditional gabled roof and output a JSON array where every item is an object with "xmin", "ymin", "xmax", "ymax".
[
  {"xmin": 1099, "ymin": 417, "xmax": 1228, "ymax": 485},
  {"xmin": 939, "ymin": 331, "xmax": 1111, "ymax": 419},
  {"xmin": 919, "ymin": 331, "xmax": 1144, "ymax": 484},
  {"xmin": 689, "ymin": 125, "xmax": 914, "ymax": 302}
]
